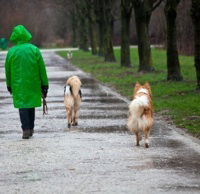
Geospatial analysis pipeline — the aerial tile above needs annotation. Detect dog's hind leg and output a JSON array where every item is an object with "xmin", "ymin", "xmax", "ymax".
[
  {"xmin": 66, "ymin": 108, "xmax": 72, "ymax": 128},
  {"xmin": 72, "ymin": 102, "xmax": 80, "ymax": 126},
  {"xmin": 72, "ymin": 108, "xmax": 79, "ymax": 126},
  {"xmin": 144, "ymin": 129, "xmax": 150, "ymax": 148},
  {"xmin": 135, "ymin": 131, "xmax": 140, "ymax": 146}
]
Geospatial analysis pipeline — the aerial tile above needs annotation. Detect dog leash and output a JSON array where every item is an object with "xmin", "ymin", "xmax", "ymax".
[{"xmin": 42, "ymin": 97, "xmax": 48, "ymax": 115}]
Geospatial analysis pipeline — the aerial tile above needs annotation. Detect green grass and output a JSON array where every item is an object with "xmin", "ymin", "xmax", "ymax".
[{"xmin": 58, "ymin": 48, "xmax": 200, "ymax": 137}]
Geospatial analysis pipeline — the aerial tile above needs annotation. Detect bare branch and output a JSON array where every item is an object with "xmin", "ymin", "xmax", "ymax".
[{"xmin": 151, "ymin": 0, "xmax": 165, "ymax": 12}]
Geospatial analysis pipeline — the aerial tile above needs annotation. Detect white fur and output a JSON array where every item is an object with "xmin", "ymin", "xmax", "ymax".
[
  {"xmin": 137, "ymin": 88, "xmax": 149, "ymax": 95},
  {"xmin": 65, "ymin": 85, "xmax": 71, "ymax": 96},
  {"xmin": 127, "ymin": 96, "xmax": 149, "ymax": 132},
  {"xmin": 134, "ymin": 95, "xmax": 149, "ymax": 107}
]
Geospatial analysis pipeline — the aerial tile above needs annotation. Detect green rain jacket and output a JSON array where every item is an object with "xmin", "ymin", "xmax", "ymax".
[{"xmin": 5, "ymin": 25, "xmax": 48, "ymax": 108}]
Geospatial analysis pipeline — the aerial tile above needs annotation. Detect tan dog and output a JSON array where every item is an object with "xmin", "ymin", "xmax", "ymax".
[
  {"xmin": 64, "ymin": 76, "xmax": 82, "ymax": 128},
  {"xmin": 127, "ymin": 82, "xmax": 153, "ymax": 148}
]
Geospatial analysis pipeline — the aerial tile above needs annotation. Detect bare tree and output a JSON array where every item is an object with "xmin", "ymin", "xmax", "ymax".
[
  {"xmin": 94, "ymin": 0, "xmax": 105, "ymax": 56},
  {"xmin": 176, "ymin": 0, "xmax": 193, "ymax": 55},
  {"xmin": 86, "ymin": 0, "xmax": 98, "ymax": 55},
  {"xmin": 102, "ymin": 0, "xmax": 116, "ymax": 62},
  {"xmin": 165, "ymin": 0, "xmax": 182, "ymax": 81},
  {"xmin": 120, "ymin": 0, "xmax": 132, "ymax": 67},
  {"xmin": 69, "ymin": 1, "xmax": 78, "ymax": 47},
  {"xmin": 191, "ymin": 0, "xmax": 200, "ymax": 90},
  {"xmin": 75, "ymin": 0, "xmax": 89, "ymax": 51},
  {"xmin": 132, "ymin": 0, "xmax": 164, "ymax": 72},
  {"xmin": 94, "ymin": 0, "xmax": 116, "ymax": 61}
]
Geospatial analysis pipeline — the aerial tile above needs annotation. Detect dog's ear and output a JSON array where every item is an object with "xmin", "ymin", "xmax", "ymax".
[
  {"xmin": 134, "ymin": 82, "xmax": 141, "ymax": 96},
  {"xmin": 143, "ymin": 82, "xmax": 152, "ymax": 96},
  {"xmin": 143, "ymin": 82, "xmax": 151, "ymax": 90},
  {"xmin": 135, "ymin": 82, "xmax": 141, "ymax": 88}
]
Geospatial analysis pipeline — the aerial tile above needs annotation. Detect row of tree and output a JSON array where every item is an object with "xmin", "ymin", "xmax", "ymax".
[
  {"xmin": 0, "ymin": 0, "xmax": 71, "ymax": 46},
  {"xmin": 0, "ymin": 0, "xmax": 193, "ymax": 54},
  {"xmin": 71, "ymin": 0, "xmax": 200, "ymax": 90}
]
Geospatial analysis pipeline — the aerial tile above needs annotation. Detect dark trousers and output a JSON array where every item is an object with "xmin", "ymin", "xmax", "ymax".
[{"xmin": 19, "ymin": 108, "xmax": 35, "ymax": 131}]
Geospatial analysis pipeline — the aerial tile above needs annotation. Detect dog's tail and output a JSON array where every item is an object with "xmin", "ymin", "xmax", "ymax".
[
  {"xmin": 66, "ymin": 76, "xmax": 82, "ymax": 97},
  {"xmin": 127, "ymin": 96, "xmax": 149, "ymax": 132},
  {"xmin": 71, "ymin": 81, "xmax": 81, "ymax": 97}
]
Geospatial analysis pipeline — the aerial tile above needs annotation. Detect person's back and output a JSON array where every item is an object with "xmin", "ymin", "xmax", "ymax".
[{"xmin": 5, "ymin": 25, "xmax": 49, "ymax": 139}]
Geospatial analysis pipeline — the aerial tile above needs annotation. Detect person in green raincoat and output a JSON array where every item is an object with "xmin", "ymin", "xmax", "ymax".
[{"xmin": 5, "ymin": 25, "xmax": 49, "ymax": 139}]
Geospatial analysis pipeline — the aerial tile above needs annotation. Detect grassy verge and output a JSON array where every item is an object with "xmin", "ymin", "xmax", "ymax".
[{"xmin": 58, "ymin": 48, "xmax": 200, "ymax": 137}]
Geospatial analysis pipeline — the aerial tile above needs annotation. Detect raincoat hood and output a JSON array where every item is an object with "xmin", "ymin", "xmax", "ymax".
[{"xmin": 10, "ymin": 25, "xmax": 32, "ymax": 44}]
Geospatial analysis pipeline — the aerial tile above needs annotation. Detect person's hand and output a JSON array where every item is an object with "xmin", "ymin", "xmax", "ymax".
[
  {"xmin": 41, "ymin": 86, "xmax": 48, "ymax": 98},
  {"xmin": 7, "ymin": 87, "xmax": 12, "ymax": 94}
]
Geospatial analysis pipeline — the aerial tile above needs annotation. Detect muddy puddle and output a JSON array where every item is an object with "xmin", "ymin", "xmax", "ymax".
[
  {"xmin": 38, "ymin": 114, "xmax": 127, "ymax": 120},
  {"xmin": 82, "ymin": 98, "xmax": 124, "ymax": 103},
  {"xmin": 153, "ymin": 153, "xmax": 200, "ymax": 174}
]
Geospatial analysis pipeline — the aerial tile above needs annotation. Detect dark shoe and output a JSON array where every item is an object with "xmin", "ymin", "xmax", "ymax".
[
  {"xmin": 22, "ymin": 130, "xmax": 30, "ymax": 139},
  {"xmin": 30, "ymin": 129, "xmax": 34, "ymax": 137}
]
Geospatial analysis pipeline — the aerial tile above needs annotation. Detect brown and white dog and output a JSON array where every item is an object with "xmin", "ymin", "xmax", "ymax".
[
  {"xmin": 64, "ymin": 76, "xmax": 82, "ymax": 128},
  {"xmin": 127, "ymin": 82, "xmax": 153, "ymax": 148}
]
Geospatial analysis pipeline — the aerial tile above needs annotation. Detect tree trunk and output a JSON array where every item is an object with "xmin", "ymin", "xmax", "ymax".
[
  {"xmin": 194, "ymin": 21, "xmax": 200, "ymax": 90},
  {"xmin": 71, "ymin": 9, "xmax": 78, "ymax": 47},
  {"xmin": 96, "ymin": 0, "xmax": 105, "ymax": 57},
  {"xmin": 134, "ymin": 7, "xmax": 154, "ymax": 72},
  {"xmin": 79, "ymin": 17, "xmax": 89, "ymax": 51},
  {"xmin": 103, "ymin": 0, "xmax": 116, "ymax": 62},
  {"xmin": 132, "ymin": 0, "xmax": 165, "ymax": 72},
  {"xmin": 76, "ymin": 0, "xmax": 89, "ymax": 51},
  {"xmin": 104, "ymin": 21, "xmax": 116, "ymax": 62},
  {"xmin": 165, "ymin": 0, "xmax": 182, "ymax": 81},
  {"xmin": 89, "ymin": 21, "xmax": 98, "ymax": 55},
  {"xmin": 86, "ymin": 0, "xmax": 98, "ymax": 55},
  {"xmin": 98, "ymin": 21, "xmax": 105, "ymax": 56},
  {"xmin": 191, "ymin": 0, "xmax": 200, "ymax": 90},
  {"xmin": 120, "ymin": 0, "xmax": 132, "ymax": 67}
]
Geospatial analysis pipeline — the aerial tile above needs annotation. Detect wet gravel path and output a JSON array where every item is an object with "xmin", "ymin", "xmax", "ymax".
[{"xmin": 0, "ymin": 51, "xmax": 200, "ymax": 194}]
